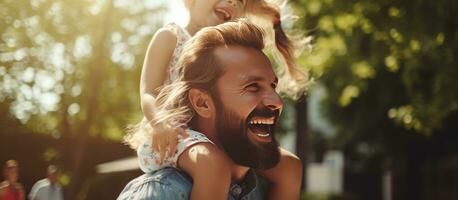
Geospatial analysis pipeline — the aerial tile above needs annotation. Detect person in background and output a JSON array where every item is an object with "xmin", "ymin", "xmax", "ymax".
[
  {"xmin": 0, "ymin": 160, "xmax": 25, "ymax": 200},
  {"xmin": 28, "ymin": 165, "xmax": 63, "ymax": 200}
]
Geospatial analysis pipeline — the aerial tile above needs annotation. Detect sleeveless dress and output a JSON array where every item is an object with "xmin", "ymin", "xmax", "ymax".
[
  {"xmin": 137, "ymin": 23, "xmax": 213, "ymax": 173},
  {"xmin": 164, "ymin": 23, "xmax": 192, "ymax": 84}
]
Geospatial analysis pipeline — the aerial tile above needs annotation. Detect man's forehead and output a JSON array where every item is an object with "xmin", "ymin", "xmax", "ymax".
[
  {"xmin": 214, "ymin": 45, "xmax": 268, "ymax": 62},
  {"xmin": 213, "ymin": 45, "xmax": 276, "ymax": 81}
]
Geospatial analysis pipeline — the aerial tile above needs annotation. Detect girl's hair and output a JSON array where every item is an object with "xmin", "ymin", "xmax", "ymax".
[
  {"xmin": 125, "ymin": 19, "xmax": 265, "ymax": 149},
  {"xmin": 246, "ymin": 0, "xmax": 311, "ymax": 98}
]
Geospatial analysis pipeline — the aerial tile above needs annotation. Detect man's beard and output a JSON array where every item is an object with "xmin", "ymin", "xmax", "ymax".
[{"xmin": 212, "ymin": 96, "xmax": 281, "ymax": 170}]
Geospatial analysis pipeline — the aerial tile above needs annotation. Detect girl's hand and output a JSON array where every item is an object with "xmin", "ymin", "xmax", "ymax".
[{"xmin": 151, "ymin": 125, "xmax": 188, "ymax": 164}]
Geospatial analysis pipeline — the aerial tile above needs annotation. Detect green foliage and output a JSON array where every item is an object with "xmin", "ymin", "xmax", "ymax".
[
  {"xmin": 0, "ymin": 0, "xmax": 166, "ymax": 140},
  {"xmin": 294, "ymin": 0, "xmax": 458, "ymax": 138}
]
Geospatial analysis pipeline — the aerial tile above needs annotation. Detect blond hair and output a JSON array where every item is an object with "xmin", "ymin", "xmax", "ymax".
[
  {"xmin": 246, "ymin": 0, "xmax": 311, "ymax": 98},
  {"xmin": 125, "ymin": 19, "xmax": 265, "ymax": 148},
  {"xmin": 4, "ymin": 160, "xmax": 18, "ymax": 169}
]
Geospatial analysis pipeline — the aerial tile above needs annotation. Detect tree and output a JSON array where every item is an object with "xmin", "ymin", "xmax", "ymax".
[
  {"xmin": 0, "ymin": 0, "xmax": 166, "ymax": 198},
  {"xmin": 292, "ymin": 0, "xmax": 458, "ymax": 199}
]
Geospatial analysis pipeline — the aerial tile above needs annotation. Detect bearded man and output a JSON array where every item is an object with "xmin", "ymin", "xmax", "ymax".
[{"xmin": 119, "ymin": 19, "xmax": 303, "ymax": 200}]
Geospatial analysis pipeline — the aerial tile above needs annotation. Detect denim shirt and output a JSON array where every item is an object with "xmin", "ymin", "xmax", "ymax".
[{"xmin": 117, "ymin": 167, "xmax": 264, "ymax": 200}]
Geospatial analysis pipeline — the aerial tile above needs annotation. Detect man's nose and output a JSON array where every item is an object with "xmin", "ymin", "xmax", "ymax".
[{"xmin": 263, "ymin": 90, "xmax": 283, "ymax": 111}]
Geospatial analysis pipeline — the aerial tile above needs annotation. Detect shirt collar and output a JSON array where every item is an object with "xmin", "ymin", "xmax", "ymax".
[{"xmin": 230, "ymin": 169, "xmax": 258, "ymax": 198}]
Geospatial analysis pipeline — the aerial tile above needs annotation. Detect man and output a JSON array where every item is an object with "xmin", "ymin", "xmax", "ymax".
[
  {"xmin": 119, "ymin": 20, "xmax": 303, "ymax": 199},
  {"xmin": 29, "ymin": 165, "xmax": 63, "ymax": 200},
  {"xmin": 0, "ymin": 160, "xmax": 25, "ymax": 200}
]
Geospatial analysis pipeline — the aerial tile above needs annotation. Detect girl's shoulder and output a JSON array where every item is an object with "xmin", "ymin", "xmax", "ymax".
[
  {"xmin": 178, "ymin": 129, "xmax": 219, "ymax": 160},
  {"xmin": 154, "ymin": 24, "xmax": 178, "ymax": 42},
  {"xmin": 162, "ymin": 23, "xmax": 191, "ymax": 40},
  {"xmin": 162, "ymin": 23, "xmax": 180, "ymax": 35},
  {"xmin": 179, "ymin": 129, "xmax": 213, "ymax": 145},
  {"xmin": 148, "ymin": 25, "xmax": 178, "ymax": 53},
  {"xmin": 151, "ymin": 22, "xmax": 191, "ymax": 45}
]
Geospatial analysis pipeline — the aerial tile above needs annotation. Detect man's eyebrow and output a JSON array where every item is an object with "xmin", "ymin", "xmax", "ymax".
[{"xmin": 241, "ymin": 75, "xmax": 278, "ymax": 85}]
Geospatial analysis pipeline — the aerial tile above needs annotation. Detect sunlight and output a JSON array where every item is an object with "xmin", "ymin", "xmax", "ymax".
[{"xmin": 164, "ymin": 0, "xmax": 189, "ymax": 27}]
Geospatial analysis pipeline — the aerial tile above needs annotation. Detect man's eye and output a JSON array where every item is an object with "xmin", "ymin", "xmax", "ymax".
[
  {"xmin": 246, "ymin": 83, "xmax": 260, "ymax": 92},
  {"xmin": 271, "ymin": 83, "xmax": 277, "ymax": 89}
]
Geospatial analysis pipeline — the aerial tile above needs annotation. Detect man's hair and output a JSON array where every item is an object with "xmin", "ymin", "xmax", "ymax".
[
  {"xmin": 125, "ymin": 19, "xmax": 265, "ymax": 148},
  {"xmin": 4, "ymin": 160, "xmax": 18, "ymax": 169},
  {"xmin": 3, "ymin": 160, "xmax": 18, "ymax": 177},
  {"xmin": 47, "ymin": 165, "xmax": 57, "ymax": 174}
]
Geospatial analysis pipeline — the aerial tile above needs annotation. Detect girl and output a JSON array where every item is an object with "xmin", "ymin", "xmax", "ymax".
[{"xmin": 126, "ymin": 0, "xmax": 309, "ymax": 199}]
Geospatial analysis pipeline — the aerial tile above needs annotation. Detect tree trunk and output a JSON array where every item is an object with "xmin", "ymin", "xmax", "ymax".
[
  {"xmin": 66, "ymin": 1, "xmax": 114, "ymax": 199},
  {"xmin": 295, "ymin": 96, "xmax": 308, "ymax": 191}
]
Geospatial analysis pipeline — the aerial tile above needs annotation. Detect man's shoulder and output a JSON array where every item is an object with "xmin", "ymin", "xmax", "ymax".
[
  {"xmin": 117, "ymin": 168, "xmax": 192, "ymax": 200},
  {"xmin": 32, "ymin": 179, "xmax": 50, "ymax": 188}
]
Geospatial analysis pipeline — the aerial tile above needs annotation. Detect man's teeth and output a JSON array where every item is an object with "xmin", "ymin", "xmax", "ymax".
[
  {"xmin": 249, "ymin": 118, "xmax": 274, "ymax": 125},
  {"xmin": 256, "ymin": 133, "xmax": 270, "ymax": 137}
]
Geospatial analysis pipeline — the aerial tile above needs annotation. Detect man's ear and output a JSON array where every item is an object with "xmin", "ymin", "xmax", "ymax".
[{"xmin": 188, "ymin": 88, "xmax": 214, "ymax": 118}]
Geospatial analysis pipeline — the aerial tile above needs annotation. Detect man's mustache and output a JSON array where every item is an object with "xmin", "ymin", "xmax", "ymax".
[{"xmin": 247, "ymin": 106, "xmax": 280, "ymax": 122}]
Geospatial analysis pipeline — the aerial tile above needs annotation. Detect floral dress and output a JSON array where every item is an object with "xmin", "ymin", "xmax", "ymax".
[
  {"xmin": 138, "ymin": 129, "xmax": 213, "ymax": 173},
  {"xmin": 164, "ymin": 23, "xmax": 192, "ymax": 84}
]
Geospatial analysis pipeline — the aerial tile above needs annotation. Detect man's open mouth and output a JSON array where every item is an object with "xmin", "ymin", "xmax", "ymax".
[{"xmin": 248, "ymin": 117, "xmax": 275, "ymax": 141}]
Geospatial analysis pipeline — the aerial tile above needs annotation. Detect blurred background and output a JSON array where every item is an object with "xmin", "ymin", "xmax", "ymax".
[{"xmin": 0, "ymin": 0, "xmax": 457, "ymax": 199}]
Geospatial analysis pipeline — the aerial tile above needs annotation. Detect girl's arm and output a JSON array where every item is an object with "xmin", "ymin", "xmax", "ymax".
[
  {"xmin": 257, "ymin": 147, "xmax": 303, "ymax": 200},
  {"xmin": 140, "ymin": 27, "xmax": 181, "ymax": 160},
  {"xmin": 178, "ymin": 143, "xmax": 232, "ymax": 200},
  {"xmin": 140, "ymin": 27, "xmax": 176, "ymax": 122}
]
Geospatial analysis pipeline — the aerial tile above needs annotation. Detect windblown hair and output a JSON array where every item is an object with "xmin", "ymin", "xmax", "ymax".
[
  {"xmin": 125, "ymin": 20, "xmax": 265, "ymax": 148},
  {"xmin": 245, "ymin": 0, "xmax": 312, "ymax": 98}
]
